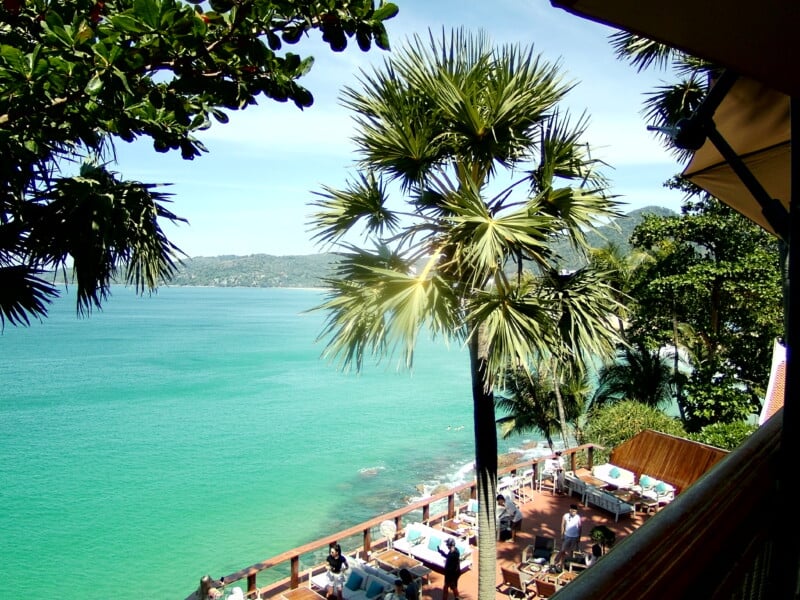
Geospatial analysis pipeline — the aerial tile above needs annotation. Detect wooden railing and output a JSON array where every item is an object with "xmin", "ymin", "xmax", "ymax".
[{"xmin": 189, "ymin": 444, "xmax": 599, "ymax": 600}]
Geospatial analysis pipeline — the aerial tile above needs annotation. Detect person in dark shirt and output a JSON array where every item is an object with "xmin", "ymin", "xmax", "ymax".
[
  {"xmin": 399, "ymin": 568, "xmax": 419, "ymax": 600},
  {"xmin": 438, "ymin": 538, "xmax": 461, "ymax": 600},
  {"xmin": 325, "ymin": 543, "xmax": 349, "ymax": 600}
]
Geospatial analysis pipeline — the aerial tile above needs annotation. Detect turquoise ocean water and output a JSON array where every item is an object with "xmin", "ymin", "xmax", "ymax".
[{"xmin": 0, "ymin": 287, "xmax": 543, "ymax": 599}]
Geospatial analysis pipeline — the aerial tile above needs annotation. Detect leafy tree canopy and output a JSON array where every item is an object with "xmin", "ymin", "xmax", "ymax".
[
  {"xmin": 628, "ymin": 194, "xmax": 782, "ymax": 430},
  {"xmin": 0, "ymin": 0, "xmax": 397, "ymax": 328},
  {"xmin": 688, "ymin": 420, "xmax": 757, "ymax": 451}
]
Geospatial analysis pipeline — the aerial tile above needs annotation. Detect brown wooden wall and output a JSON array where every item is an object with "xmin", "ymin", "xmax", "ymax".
[{"xmin": 610, "ymin": 429, "xmax": 728, "ymax": 492}]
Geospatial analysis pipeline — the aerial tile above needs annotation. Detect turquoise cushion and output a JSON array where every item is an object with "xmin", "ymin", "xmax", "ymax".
[
  {"xmin": 456, "ymin": 542, "xmax": 468, "ymax": 557},
  {"xmin": 640, "ymin": 475, "xmax": 652, "ymax": 488},
  {"xmin": 427, "ymin": 535, "xmax": 441, "ymax": 551},
  {"xmin": 366, "ymin": 580, "xmax": 385, "ymax": 599},
  {"xmin": 609, "ymin": 467, "xmax": 621, "ymax": 479},
  {"xmin": 408, "ymin": 529, "xmax": 421, "ymax": 542},
  {"xmin": 655, "ymin": 482, "xmax": 668, "ymax": 493},
  {"xmin": 345, "ymin": 572, "xmax": 363, "ymax": 591}
]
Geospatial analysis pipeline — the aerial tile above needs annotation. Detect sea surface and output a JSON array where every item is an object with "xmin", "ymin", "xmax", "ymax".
[{"xmin": 0, "ymin": 287, "xmax": 545, "ymax": 599}]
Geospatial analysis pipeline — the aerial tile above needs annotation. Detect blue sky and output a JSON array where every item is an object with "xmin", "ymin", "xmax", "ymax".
[{"xmin": 116, "ymin": 0, "xmax": 685, "ymax": 258}]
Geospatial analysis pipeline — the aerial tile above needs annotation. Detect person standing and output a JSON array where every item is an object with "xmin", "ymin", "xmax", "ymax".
[
  {"xmin": 554, "ymin": 504, "xmax": 582, "ymax": 570},
  {"xmin": 325, "ymin": 543, "xmax": 349, "ymax": 600},
  {"xmin": 546, "ymin": 451, "xmax": 566, "ymax": 493},
  {"xmin": 438, "ymin": 538, "xmax": 461, "ymax": 600},
  {"xmin": 496, "ymin": 493, "xmax": 523, "ymax": 541}
]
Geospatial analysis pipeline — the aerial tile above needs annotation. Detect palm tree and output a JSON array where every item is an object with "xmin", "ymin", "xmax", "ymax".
[
  {"xmin": 589, "ymin": 241, "xmax": 650, "ymax": 338},
  {"xmin": 307, "ymin": 30, "xmax": 619, "ymax": 600},
  {"xmin": 495, "ymin": 361, "xmax": 591, "ymax": 450},
  {"xmin": 536, "ymin": 266, "xmax": 621, "ymax": 448},
  {"xmin": 591, "ymin": 341, "xmax": 679, "ymax": 409}
]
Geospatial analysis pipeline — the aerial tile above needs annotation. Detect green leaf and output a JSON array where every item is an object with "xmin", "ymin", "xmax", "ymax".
[
  {"xmin": 109, "ymin": 15, "xmax": 150, "ymax": 33},
  {"xmin": 0, "ymin": 45, "xmax": 26, "ymax": 71},
  {"xmin": 373, "ymin": 3, "xmax": 399, "ymax": 21},
  {"xmin": 85, "ymin": 74, "xmax": 104, "ymax": 95},
  {"xmin": 373, "ymin": 27, "xmax": 390, "ymax": 51},
  {"xmin": 211, "ymin": 109, "xmax": 229, "ymax": 123},
  {"xmin": 112, "ymin": 67, "xmax": 134, "ymax": 94},
  {"xmin": 133, "ymin": 0, "xmax": 161, "ymax": 29}
]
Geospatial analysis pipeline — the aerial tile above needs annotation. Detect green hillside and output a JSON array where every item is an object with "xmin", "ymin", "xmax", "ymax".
[{"xmin": 163, "ymin": 205, "xmax": 677, "ymax": 287}]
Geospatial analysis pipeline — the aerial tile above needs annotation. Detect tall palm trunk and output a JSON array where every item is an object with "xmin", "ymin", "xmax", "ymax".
[
  {"xmin": 552, "ymin": 367, "xmax": 571, "ymax": 449},
  {"xmin": 672, "ymin": 304, "xmax": 687, "ymax": 422},
  {"xmin": 468, "ymin": 329, "xmax": 498, "ymax": 600}
]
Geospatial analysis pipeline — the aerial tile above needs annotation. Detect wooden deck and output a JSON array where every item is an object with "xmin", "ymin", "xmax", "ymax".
[{"xmin": 413, "ymin": 486, "xmax": 654, "ymax": 600}]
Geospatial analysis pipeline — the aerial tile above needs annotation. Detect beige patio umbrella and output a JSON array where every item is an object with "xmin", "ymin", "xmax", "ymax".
[{"xmin": 681, "ymin": 75, "xmax": 791, "ymax": 238}]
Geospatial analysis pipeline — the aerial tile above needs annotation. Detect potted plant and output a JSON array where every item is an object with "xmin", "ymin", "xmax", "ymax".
[{"xmin": 590, "ymin": 525, "xmax": 616, "ymax": 554}]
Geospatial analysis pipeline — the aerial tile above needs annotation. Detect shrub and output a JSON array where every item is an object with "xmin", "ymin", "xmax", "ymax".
[
  {"xmin": 688, "ymin": 420, "xmax": 757, "ymax": 450},
  {"xmin": 584, "ymin": 400, "xmax": 686, "ymax": 463}
]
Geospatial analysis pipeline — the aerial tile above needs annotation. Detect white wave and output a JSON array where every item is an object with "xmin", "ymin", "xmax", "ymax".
[{"xmin": 358, "ymin": 465, "xmax": 385, "ymax": 476}]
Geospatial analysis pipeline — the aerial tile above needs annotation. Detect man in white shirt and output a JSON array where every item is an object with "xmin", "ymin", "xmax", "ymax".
[{"xmin": 553, "ymin": 504, "xmax": 582, "ymax": 570}]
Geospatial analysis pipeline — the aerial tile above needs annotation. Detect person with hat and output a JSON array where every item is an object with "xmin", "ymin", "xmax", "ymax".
[{"xmin": 438, "ymin": 537, "xmax": 461, "ymax": 600}]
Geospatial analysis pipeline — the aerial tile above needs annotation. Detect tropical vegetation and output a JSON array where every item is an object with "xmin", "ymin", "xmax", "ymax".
[
  {"xmin": 494, "ymin": 32, "xmax": 782, "ymax": 450},
  {"xmin": 308, "ymin": 29, "xmax": 620, "ymax": 600},
  {"xmin": 583, "ymin": 400, "xmax": 686, "ymax": 464},
  {"xmin": 0, "ymin": 0, "xmax": 397, "ymax": 328}
]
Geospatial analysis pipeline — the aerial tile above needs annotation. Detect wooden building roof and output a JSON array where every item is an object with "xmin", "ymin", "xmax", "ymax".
[{"xmin": 610, "ymin": 429, "xmax": 728, "ymax": 493}]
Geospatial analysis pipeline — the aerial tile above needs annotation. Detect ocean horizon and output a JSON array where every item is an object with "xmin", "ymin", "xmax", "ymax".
[{"xmin": 0, "ymin": 286, "xmax": 547, "ymax": 599}]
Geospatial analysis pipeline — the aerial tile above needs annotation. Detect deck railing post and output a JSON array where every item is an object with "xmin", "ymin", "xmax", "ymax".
[
  {"xmin": 290, "ymin": 556, "xmax": 300, "ymax": 589},
  {"xmin": 447, "ymin": 493, "xmax": 455, "ymax": 519},
  {"xmin": 247, "ymin": 573, "xmax": 257, "ymax": 596},
  {"xmin": 363, "ymin": 527, "xmax": 372, "ymax": 555},
  {"xmin": 199, "ymin": 574, "xmax": 213, "ymax": 600}
]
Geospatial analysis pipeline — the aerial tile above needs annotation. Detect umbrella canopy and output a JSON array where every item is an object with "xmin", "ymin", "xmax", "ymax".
[
  {"xmin": 682, "ymin": 76, "xmax": 791, "ymax": 237},
  {"xmin": 549, "ymin": 0, "xmax": 799, "ymax": 98}
]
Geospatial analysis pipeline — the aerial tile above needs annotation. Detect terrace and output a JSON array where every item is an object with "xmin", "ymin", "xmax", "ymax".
[{"xmin": 188, "ymin": 427, "xmax": 743, "ymax": 600}]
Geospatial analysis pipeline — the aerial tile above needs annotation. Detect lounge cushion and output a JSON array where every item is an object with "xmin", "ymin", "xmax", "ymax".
[
  {"xmin": 345, "ymin": 572, "xmax": 363, "ymax": 591},
  {"xmin": 655, "ymin": 482, "xmax": 668, "ymax": 493},
  {"xmin": 609, "ymin": 467, "xmax": 621, "ymax": 479},
  {"xmin": 408, "ymin": 529, "xmax": 422, "ymax": 543},
  {"xmin": 427, "ymin": 535, "xmax": 441, "ymax": 551},
  {"xmin": 640, "ymin": 475, "xmax": 652, "ymax": 488},
  {"xmin": 366, "ymin": 580, "xmax": 385, "ymax": 599}
]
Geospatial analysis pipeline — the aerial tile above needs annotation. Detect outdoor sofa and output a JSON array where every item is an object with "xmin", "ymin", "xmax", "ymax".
[
  {"xmin": 393, "ymin": 523, "xmax": 472, "ymax": 572},
  {"xmin": 591, "ymin": 463, "xmax": 636, "ymax": 488},
  {"xmin": 584, "ymin": 487, "xmax": 636, "ymax": 522},
  {"xmin": 632, "ymin": 474, "xmax": 677, "ymax": 505},
  {"xmin": 310, "ymin": 561, "xmax": 397, "ymax": 600}
]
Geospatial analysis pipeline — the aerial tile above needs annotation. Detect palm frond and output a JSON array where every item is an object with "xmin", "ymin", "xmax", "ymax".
[
  {"xmin": 28, "ymin": 163, "xmax": 185, "ymax": 314},
  {"xmin": 309, "ymin": 171, "xmax": 399, "ymax": 247},
  {"xmin": 466, "ymin": 282, "xmax": 555, "ymax": 377},
  {"xmin": 0, "ymin": 266, "xmax": 55, "ymax": 329},
  {"xmin": 538, "ymin": 266, "xmax": 622, "ymax": 370},
  {"xmin": 314, "ymin": 245, "xmax": 463, "ymax": 371},
  {"xmin": 609, "ymin": 31, "xmax": 678, "ymax": 72}
]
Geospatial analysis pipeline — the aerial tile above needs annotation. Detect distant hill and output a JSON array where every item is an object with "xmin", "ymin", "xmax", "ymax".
[
  {"xmin": 552, "ymin": 205, "xmax": 677, "ymax": 270},
  {"xmin": 166, "ymin": 205, "xmax": 677, "ymax": 287},
  {"xmin": 166, "ymin": 253, "xmax": 335, "ymax": 288}
]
